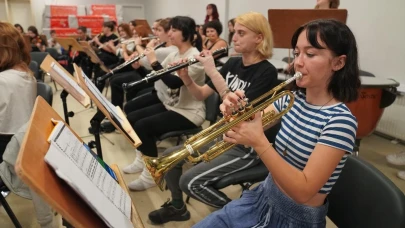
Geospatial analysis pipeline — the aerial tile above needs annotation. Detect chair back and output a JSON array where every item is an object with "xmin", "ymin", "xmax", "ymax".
[
  {"xmin": 30, "ymin": 52, "xmax": 48, "ymax": 66},
  {"xmin": 205, "ymin": 92, "xmax": 220, "ymax": 125},
  {"xmin": 328, "ymin": 156, "xmax": 405, "ymax": 228},
  {"xmin": 37, "ymin": 82, "xmax": 53, "ymax": 106},
  {"xmin": 28, "ymin": 61, "xmax": 40, "ymax": 81},
  {"xmin": 45, "ymin": 47, "xmax": 60, "ymax": 59}
]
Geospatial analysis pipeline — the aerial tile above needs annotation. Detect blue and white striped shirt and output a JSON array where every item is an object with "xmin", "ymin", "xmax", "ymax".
[{"xmin": 273, "ymin": 91, "xmax": 357, "ymax": 194}]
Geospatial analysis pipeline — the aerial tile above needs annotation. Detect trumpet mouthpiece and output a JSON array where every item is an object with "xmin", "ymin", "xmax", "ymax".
[{"xmin": 295, "ymin": 72, "xmax": 303, "ymax": 79}]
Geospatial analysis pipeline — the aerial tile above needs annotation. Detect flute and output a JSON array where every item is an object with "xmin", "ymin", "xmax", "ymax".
[
  {"xmin": 97, "ymin": 42, "xmax": 167, "ymax": 82},
  {"xmin": 120, "ymin": 36, "xmax": 159, "ymax": 44},
  {"xmin": 122, "ymin": 47, "xmax": 228, "ymax": 91},
  {"xmin": 98, "ymin": 37, "xmax": 121, "ymax": 49}
]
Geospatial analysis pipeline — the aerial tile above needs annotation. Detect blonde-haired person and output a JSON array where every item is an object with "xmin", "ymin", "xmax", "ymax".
[
  {"xmin": 0, "ymin": 22, "xmax": 60, "ymax": 228},
  {"xmin": 315, "ymin": 0, "xmax": 340, "ymax": 9},
  {"xmin": 147, "ymin": 11, "xmax": 280, "ymax": 224}
]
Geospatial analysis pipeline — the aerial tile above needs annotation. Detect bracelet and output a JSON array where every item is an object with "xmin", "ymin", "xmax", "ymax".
[
  {"xmin": 220, "ymin": 88, "xmax": 231, "ymax": 100},
  {"xmin": 257, "ymin": 143, "xmax": 273, "ymax": 157}
]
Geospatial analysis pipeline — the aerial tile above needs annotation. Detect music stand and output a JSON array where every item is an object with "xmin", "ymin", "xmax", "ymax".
[
  {"xmin": 14, "ymin": 96, "xmax": 144, "ymax": 228},
  {"xmin": 40, "ymin": 55, "xmax": 90, "ymax": 125},
  {"xmin": 134, "ymin": 19, "xmax": 153, "ymax": 35},
  {"xmin": 268, "ymin": 9, "xmax": 348, "ymax": 61},
  {"xmin": 79, "ymin": 41, "xmax": 110, "ymax": 73},
  {"xmin": 74, "ymin": 64, "xmax": 141, "ymax": 160}
]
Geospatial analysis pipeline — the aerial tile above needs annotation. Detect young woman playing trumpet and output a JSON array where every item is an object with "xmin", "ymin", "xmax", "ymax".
[{"xmin": 194, "ymin": 19, "xmax": 359, "ymax": 228}]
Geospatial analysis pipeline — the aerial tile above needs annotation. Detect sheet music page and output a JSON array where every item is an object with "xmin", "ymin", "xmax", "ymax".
[
  {"xmin": 50, "ymin": 62, "xmax": 87, "ymax": 97},
  {"xmin": 45, "ymin": 122, "xmax": 132, "ymax": 228},
  {"xmin": 80, "ymin": 70, "xmax": 124, "ymax": 125}
]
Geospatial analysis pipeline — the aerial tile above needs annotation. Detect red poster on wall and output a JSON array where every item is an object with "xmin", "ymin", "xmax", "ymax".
[
  {"xmin": 91, "ymin": 5, "xmax": 116, "ymax": 17},
  {"xmin": 50, "ymin": 5, "xmax": 77, "ymax": 17},
  {"xmin": 48, "ymin": 28, "xmax": 79, "ymax": 37},
  {"xmin": 76, "ymin": 16, "xmax": 106, "ymax": 28},
  {"xmin": 50, "ymin": 17, "xmax": 69, "ymax": 28}
]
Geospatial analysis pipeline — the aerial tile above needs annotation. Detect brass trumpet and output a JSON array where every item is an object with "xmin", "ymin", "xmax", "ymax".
[{"xmin": 144, "ymin": 72, "xmax": 303, "ymax": 190}]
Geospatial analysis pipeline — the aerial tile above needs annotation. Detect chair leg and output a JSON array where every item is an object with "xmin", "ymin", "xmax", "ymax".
[
  {"xmin": 0, "ymin": 193, "xmax": 22, "ymax": 228},
  {"xmin": 185, "ymin": 196, "xmax": 191, "ymax": 204}
]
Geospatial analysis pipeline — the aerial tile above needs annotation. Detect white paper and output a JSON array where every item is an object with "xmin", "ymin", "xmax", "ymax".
[
  {"xmin": 51, "ymin": 62, "xmax": 87, "ymax": 97},
  {"xmin": 45, "ymin": 123, "xmax": 132, "ymax": 228},
  {"xmin": 80, "ymin": 70, "xmax": 124, "ymax": 125}
]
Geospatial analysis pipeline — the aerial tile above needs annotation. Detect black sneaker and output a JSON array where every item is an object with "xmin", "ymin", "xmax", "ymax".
[
  {"xmin": 148, "ymin": 199, "xmax": 190, "ymax": 224},
  {"xmin": 100, "ymin": 121, "xmax": 115, "ymax": 133}
]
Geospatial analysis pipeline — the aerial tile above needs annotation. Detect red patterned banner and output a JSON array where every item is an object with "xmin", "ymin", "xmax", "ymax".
[
  {"xmin": 76, "ymin": 16, "xmax": 106, "ymax": 28},
  {"xmin": 50, "ymin": 17, "xmax": 69, "ymax": 28},
  {"xmin": 50, "ymin": 5, "xmax": 77, "ymax": 17},
  {"xmin": 91, "ymin": 5, "xmax": 116, "ymax": 17}
]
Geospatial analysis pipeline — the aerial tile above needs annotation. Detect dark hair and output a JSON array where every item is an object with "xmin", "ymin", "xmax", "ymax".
[
  {"xmin": 50, "ymin": 29, "xmax": 56, "ymax": 34},
  {"xmin": 158, "ymin": 18, "xmax": 171, "ymax": 32},
  {"xmin": 103, "ymin": 21, "xmax": 115, "ymax": 31},
  {"xmin": 205, "ymin": 4, "xmax": 219, "ymax": 24},
  {"xmin": 290, "ymin": 19, "xmax": 360, "ymax": 103},
  {"xmin": 170, "ymin": 16, "xmax": 202, "ymax": 51},
  {"xmin": 129, "ymin": 20, "xmax": 137, "ymax": 27},
  {"xmin": 1, "ymin": 22, "xmax": 31, "ymax": 73},
  {"xmin": 118, "ymin": 23, "xmax": 133, "ymax": 37},
  {"xmin": 203, "ymin": 20, "xmax": 223, "ymax": 36},
  {"xmin": 78, "ymin": 26, "xmax": 87, "ymax": 33},
  {"xmin": 14, "ymin": 24, "xmax": 24, "ymax": 33},
  {"xmin": 27, "ymin": 25, "xmax": 39, "ymax": 36},
  {"xmin": 228, "ymin": 18, "xmax": 235, "ymax": 44}
]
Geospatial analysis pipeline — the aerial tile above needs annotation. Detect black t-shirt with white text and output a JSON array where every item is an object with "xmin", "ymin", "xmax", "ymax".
[
  {"xmin": 207, "ymin": 57, "xmax": 278, "ymax": 102},
  {"xmin": 98, "ymin": 33, "xmax": 119, "ymax": 56}
]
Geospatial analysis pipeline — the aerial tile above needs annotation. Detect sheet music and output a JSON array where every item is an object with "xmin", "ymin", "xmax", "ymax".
[
  {"xmin": 50, "ymin": 62, "xmax": 87, "ymax": 97},
  {"xmin": 45, "ymin": 122, "xmax": 132, "ymax": 228},
  {"xmin": 80, "ymin": 70, "xmax": 124, "ymax": 125}
]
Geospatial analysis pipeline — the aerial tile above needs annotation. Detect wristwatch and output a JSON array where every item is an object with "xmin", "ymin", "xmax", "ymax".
[{"xmin": 151, "ymin": 61, "xmax": 159, "ymax": 68}]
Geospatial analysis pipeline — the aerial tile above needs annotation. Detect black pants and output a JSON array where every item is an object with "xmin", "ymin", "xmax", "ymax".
[
  {"xmin": 0, "ymin": 135, "xmax": 13, "ymax": 163},
  {"xmin": 110, "ymin": 70, "xmax": 153, "ymax": 109},
  {"xmin": 126, "ymin": 92, "xmax": 197, "ymax": 157},
  {"xmin": 95, "ymin": 52, "xmax": 119, "ymax": 91}
]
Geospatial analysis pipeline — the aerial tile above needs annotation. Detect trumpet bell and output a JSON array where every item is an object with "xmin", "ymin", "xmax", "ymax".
[{"xmin": 143, "ymin": 156, "xmax": 166, "ymax": 191}]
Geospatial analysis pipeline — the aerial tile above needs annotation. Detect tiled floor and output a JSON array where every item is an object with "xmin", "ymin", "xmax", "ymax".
[{"xmin": 1, "ymin": 83, "xmax": 404, "ymax": 228}]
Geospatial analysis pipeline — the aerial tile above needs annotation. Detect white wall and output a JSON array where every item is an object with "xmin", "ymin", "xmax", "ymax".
[
  {"xmin": 0, "ymin": 1, "xmax": 8, "ymax": 22},
  {"xmin": 227, "ymin": 0, "xmax": 405, "ymax": 82},
  {"xmin": 143, "ymin": 0, "xmax": 226, "ymax": 31}
]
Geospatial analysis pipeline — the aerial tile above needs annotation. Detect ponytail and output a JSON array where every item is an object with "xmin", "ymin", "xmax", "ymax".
[{"xmin": 193, "ymin": 30, "xmax": 203, "ymax": 51}]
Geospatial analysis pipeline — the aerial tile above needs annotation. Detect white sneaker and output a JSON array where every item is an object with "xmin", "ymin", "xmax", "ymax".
[
  {"xmin": 128, "ymin": 167, "xmax": 156, "ymax": 191},
  {"xmin": 122, "ymin": 150, "xmax": 144, "ymax": 174},
  {"xmin": 386, "ymin": 151, "xmax": 405, "ymax": 166},
  {"xmin": 397, "ymin": 171, "xmax": 405, "ymax": 180}
]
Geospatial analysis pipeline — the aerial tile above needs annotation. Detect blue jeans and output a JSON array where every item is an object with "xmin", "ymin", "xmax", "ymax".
[{"xmin": 193, "ymin": 174, "xmax": 328, "ymax": 228}]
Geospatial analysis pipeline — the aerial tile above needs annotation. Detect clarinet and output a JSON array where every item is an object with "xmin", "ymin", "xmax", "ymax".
[
  {"xmin": 122, "ymin": 47, "xmax": 227, "ymax": 92},
  {"xmin": 97, "ymin": 42, "xmax": 167, "ymax": 83}
]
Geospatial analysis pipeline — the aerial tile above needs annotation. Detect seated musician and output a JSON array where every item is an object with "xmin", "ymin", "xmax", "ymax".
[
  {"xmin": 91, "ymin": 21, "xmax": 120, "ymax": 91},
  {"xmin": 315, "ymin": 0, "xmax": 340, "ymax": 9},
  {"xmin": 202, "ymin": 20, "xmax": 228, "ymax": 62},
  {"xmin": 27, "ymin": 25, "xmax": 47, "ymax": 52},
  {"xmin": 97, "ymin": 18, "xmax": 178, "ymax": 133},
  {"xmin": 147, "ymin": 12, "xmax": 280, "ymax": 224},
  {"xmin": 121, "ymin": 16, "xmax": 205, "ymax": 191},
  {"xmin": 0, "ymin": 22, "xmax": 58, "ymax": 228},
  {"xmin": 106, "ymin": 23, "xmax": 135, "ymax": 60},
  {"xmin": 194, "ymin": 19, "xmax": 359, "ymax": 228},
  {"xmin": 109, "ymin": 18, "xmax": 178, "ymax": 111},
  {"xmin": 72, "ymin": 26, "xmax": 93, "ymax": 75}
]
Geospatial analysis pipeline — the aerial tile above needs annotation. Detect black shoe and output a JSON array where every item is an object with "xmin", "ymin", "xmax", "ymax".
[
  {"xmin": 148, "ymin": 199, "xmax": 190, "ymax": 224},
  {"xmin": 100, "ymin": 121, "xmax": 115, "ymax": 133}
]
